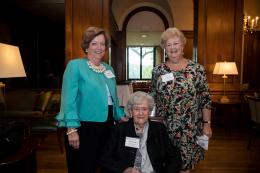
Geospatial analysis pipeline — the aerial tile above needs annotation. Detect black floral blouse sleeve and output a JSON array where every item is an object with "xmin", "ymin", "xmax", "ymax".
[{"xmin": 195, "ymin": 64, "xmax": 211, "ymax": 110}]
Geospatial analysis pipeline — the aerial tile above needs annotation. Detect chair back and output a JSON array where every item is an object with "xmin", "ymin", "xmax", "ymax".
[
  {"xmin": 117, "ymin": 84, "xmax": 133, "ymax": 107},
  {"xmin": 246, "ymin": 95, "xmax": 260, "ymax": 124}
]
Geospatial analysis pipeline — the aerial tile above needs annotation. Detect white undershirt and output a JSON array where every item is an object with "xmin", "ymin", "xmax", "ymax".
[{"xmin": 106, "ymin": 84, "xmax": 113, "ymax": 105}]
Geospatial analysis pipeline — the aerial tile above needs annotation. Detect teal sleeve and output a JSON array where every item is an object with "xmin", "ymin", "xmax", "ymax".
[
  {"xmin": 114, "ymin": 95, "xmax": 125, "ymax": 120},
  {"xmin": 114, "ymin": 106, "xmax": 125, "ymax": 121},
  {"xmin": 56, "ymin": 60, "xmax": 81, "ymax": 127}
]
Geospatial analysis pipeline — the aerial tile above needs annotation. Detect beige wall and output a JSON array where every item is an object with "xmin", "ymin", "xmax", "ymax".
[{"xmin": 111, "ymin": 0, "xmax": 194, "ymax": 31}]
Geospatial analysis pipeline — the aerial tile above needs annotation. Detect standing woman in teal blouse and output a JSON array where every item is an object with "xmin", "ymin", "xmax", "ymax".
[{"xmin": 56, "ymin": 26, "xmax": 126, "ymax": 173}]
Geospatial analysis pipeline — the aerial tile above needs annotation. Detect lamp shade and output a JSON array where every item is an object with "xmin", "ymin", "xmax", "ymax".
[
  {"xmin": 0, "ymin": 43, "xmax": 26, "ymax": 78},
  {"xmin": 213, "ymin": 62, "xmax": 238, "ymax": 75}
]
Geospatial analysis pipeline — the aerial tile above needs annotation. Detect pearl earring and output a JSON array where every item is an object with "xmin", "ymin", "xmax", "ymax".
[{"xmin": 85, "ymin": 49, "xmax": 88, "ymax": 53}]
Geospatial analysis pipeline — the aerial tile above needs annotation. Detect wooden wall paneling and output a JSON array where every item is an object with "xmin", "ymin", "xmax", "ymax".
[
  {"xmin": 183, "ymin": 31, "xmax": 194, "ymax": 60},
  {"xmin": 109, "ymin": 9, "xmax": 119, "ymax": 76},
  {"xmin": 65, "ymin": 0, "xmax": 111, "ymax": 64},
  {"xmin": 207, "ymin": 0, "xmax": 236, "ymax": 86},
  {"xmin": 233, "ymin": 0, "xmax": 243, "ymax": 84},
  {"xmin": 198, "ymin": 0, "xmax": 208, "ymax": 72},
  {"xmin": 243, "ymin": 32, "xmax": 260, "ymax": 89},
  {"xmin": 65, "ymin": 0, "xmax": 72, "ymax": 65},
  {"xmin": 109, "ymin": 11, "xmax": 119, "ymax": 45},
  {"xmin": 110, "ymin": 38, "xmax": 117, "ymax": 73},
  {"xmin": 113, "ymin": 31, "xmax": 126, "ymax": 82},
  {"xmin": 198, "ymin": 0, "xmax": 243, "ymax": 91},
  {"xmin": 102, "ymin": 0, "xmax": 110, "ymax": 34},
  {"xmin": 243, "ymin": 34, "xmax": 252, "ymax": 87},
  {"xmin": 101, "ymin": 0, "xmax": 111, "ymax": 63},
  {"xmin": 196, "ymin": 0, "xmax": 208, "ymax": 64}
]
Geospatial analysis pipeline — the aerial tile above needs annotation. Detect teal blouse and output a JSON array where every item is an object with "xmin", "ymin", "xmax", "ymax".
[{"xmin": 56, "ymin": 58, "xmax": 125, "ymax": 128}]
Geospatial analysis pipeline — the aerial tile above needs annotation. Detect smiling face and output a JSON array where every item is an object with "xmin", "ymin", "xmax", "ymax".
[
  {"xmin": 165, "ymin": 36, "xmax": 184, "ymax": 63},
  {"xmin": 131, "ymin": 100, "xmax": 150, "ymax": 127},
  {"xmin": 87, "ymin": 34, "xmax": 106, "ymax": 64}
]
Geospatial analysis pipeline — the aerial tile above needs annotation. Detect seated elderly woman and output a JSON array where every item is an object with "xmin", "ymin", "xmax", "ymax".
[{"xmin": 101, "ymin": 91, "xmax": 182, "ymax": 173}]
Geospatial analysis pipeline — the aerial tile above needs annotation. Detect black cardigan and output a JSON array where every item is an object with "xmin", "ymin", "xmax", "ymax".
[{"xmin": 100, "ymin": 119, "xmax": 182, "ymax": 173}]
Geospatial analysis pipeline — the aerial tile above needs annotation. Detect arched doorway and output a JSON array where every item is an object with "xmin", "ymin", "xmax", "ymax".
[{"xmin": 115, "ymin": 6, "xmax": 170, "ymax": 82}]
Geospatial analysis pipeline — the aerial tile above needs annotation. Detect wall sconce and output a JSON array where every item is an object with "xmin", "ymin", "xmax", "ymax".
[
  {"xmin": 0, "ymin": 43, "xmax": 26, "ymax": 90},
  {"xmin": 213, "ymin": 61, "xmax": 238, "ymax": 103},
  {"xmin": 243, "ymin": 15, "xmax": 259, "ymax": 34}
]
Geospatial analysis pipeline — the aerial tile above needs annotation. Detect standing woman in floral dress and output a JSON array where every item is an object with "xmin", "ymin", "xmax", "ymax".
[{"xmin": 150, "ymin": 27, "xmax": 212, "ymax": 173}]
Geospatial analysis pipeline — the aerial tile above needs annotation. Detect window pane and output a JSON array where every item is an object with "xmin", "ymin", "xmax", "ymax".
[
  {"xmin": 128, "ymin": 47, "xmax": 140, "ymax": 79},
  {"xmin": 141, "ymin": 47, "xmax": 154, "ymax": 79}
]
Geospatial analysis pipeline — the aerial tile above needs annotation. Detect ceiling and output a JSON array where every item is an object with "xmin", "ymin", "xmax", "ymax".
[
  {"xmin": 4, "ymin": 0, "xmax": 165, "ymax": 46},
  {"xmin": 126, "ymin": 11, "xmax": 165, "ymax": 46}
]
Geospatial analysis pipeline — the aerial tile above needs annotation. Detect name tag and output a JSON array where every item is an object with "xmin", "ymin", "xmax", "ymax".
[
  {"xmin": 125, "ymin": 137, "xmax": 140, "ymax": 148},
  {"xmin": 161, "ymin": 73, "xmax": 174, "ymax": 82},
  {"xmin": 104, "ymin": 70, "xmax": 115, "ymax": 78}
]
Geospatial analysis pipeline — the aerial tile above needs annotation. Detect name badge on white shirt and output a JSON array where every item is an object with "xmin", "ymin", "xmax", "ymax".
[
  {"xmin": 104, "ymin": 70, "xmax": 115, "ymax": 78},
  {"xmin": 161, "ymin": 73, "xmax": 174, "ymax": 82},
  {"xmin": 125, "ymin": 137, "xmax": 140, "ymax": 148}
]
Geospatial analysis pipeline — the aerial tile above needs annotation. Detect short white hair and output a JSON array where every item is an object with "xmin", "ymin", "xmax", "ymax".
[{"xmin": 126, "ymin": 91, "xmax": 154, "ymax": 116}]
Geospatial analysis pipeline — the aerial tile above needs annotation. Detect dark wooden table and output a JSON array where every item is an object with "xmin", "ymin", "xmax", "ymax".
[
  {"xmin": 0, "ymin": 138, "xmax": 39, "ymax": 173},
  {"xmin": 212, "ymin": 99, "xmax": 241, "ymax": 135}
]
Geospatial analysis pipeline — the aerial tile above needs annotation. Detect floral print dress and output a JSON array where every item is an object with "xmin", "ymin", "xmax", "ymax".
[{"xmin": 150, "ymin": 60, "xmax": 211, "ymax": 170}]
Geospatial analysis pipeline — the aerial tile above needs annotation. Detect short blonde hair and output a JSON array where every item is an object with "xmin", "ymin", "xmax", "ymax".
[
  {"xmin": 160, "ymin": 27, "xmax": 186, "ymax": 48},
  {"xmin": 126, "ymin": 91, "xmax": 154, "ymax": 115}
]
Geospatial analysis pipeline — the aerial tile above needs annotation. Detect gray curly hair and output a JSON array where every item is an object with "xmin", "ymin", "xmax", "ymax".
[{"xmin": 126, "ymin": 91, "xmax": 154, "ymax": 116}]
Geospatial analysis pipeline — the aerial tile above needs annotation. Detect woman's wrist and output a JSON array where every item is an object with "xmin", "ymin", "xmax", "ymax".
[
  {"xmin": 203, "ymin": 121, "xmax": 211, "ymax": 128},
  {"xmin": 66, "ymin": 128, "xmax": 78, "ymax": 135},
  {"xmin": 202, "ymin": 120, "xmax": 211, "ymax": 124}
]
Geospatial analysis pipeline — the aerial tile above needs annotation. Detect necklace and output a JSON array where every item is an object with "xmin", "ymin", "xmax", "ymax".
[
  {"xmin": 87, "ymin": 61, "xmax": 106, "ymax": 73},
  {"xmin": 134, "ymin": 123, "xmax": 144, "ymax": 133}
]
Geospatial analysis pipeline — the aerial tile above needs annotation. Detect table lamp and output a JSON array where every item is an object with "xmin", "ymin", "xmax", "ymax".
[
  {"xmin": 213, "ymin": 61, "xmax": 238, "ymax": 103},
  {"xmin": 0, "ymin": 43, "xmax": 26, "ymax": 91}
]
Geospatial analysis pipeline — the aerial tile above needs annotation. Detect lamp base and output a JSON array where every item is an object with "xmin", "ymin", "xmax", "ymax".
[
  {"xmin": 0, "ymin": 82, "xmax": 5, "ymax": 88},
  {"xmin": 220, "ymin": 96, "xmax": 230, "ymax": 103}
]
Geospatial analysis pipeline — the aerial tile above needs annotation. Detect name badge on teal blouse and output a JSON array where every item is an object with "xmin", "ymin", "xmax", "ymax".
[{"xmin": 104, "ymin": 70, "xmax": 115, "ymax": 78}]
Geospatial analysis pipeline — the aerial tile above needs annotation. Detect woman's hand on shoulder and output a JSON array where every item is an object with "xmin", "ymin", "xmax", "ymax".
[{"xmin": 119, "ymin": 115, "xmax": 129, "ymax": 123}]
